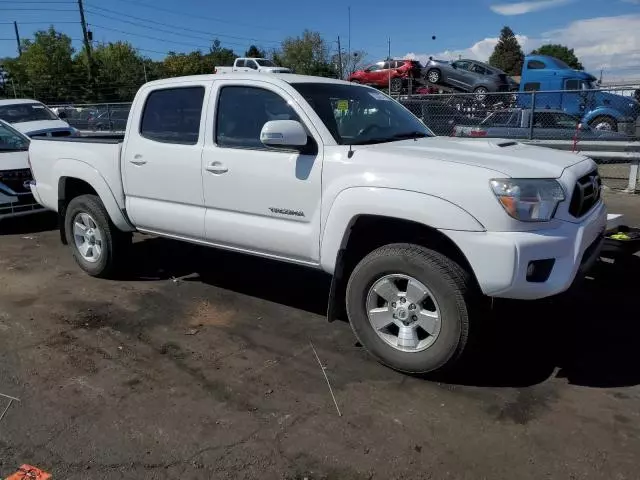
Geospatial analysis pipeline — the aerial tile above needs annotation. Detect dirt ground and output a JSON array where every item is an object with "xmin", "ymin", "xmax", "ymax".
[{"xmin": 1, "ymin": 193, "xmax": 640, "ymax": 479}]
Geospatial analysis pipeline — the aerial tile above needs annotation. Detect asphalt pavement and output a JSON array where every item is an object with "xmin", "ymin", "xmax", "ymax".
[{"xmin": 1, "ymin": 195, "xmax": 639, "ymax": 479}]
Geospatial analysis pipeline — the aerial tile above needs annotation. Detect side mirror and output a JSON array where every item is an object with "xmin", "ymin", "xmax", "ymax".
[
  {"xmin": 260, "ymin": 120, "xmax": 308, "ymax": 148},
  {"xmin": 58, "ymin": 111, "xmax": 67, "ymax": 119}
]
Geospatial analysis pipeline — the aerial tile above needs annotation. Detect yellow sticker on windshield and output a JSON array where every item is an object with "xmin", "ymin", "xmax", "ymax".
[{"xmin": 336, "ymin": 100, "xmax": 349, "ymax": 111}]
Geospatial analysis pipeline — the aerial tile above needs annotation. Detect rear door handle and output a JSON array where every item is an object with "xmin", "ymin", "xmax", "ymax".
[
  {"xmin": 206, "ymin": 162, "xmax": 228, "ymax": 174},
  {"xmin": 130, "ymin": 154, "xmax": 147, "ymax": 166}
]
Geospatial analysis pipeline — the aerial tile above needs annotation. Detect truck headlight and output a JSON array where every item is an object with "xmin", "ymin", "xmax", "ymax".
[{"xmin": 490, "ymin": 179, "xmax": 565, "ymax": 222}]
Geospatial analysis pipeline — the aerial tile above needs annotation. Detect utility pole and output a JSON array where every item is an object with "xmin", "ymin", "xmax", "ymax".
[
  {"xmin": 347, "ymin": 6, "xmax": 351, "ymax": 61},
  {"xmin": 13, "ymin": 21, "xmax": 21, "ymax": 57},
  {"xmin": 388, "ymin": 37, "xmax": 391, "ymax": 95},
  {"xmin": 78, "ymin": 0, "xmax": 93, "ymax": 79},
  {"xmin": 337, "ymin": 36, "xmax": 343, "ymax": 79},
  {"xmin": 143, "ymin": 62, "xmax": 148, "ymax": 83}
]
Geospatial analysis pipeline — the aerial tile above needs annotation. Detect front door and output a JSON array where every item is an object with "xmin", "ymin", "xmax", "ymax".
[
  {"xmin": 122, "ymin": 84, "xmax": 208, "ymax": 239},
  {"xmin": 200, "ymin": 81, "xmax": 323, "ymax": 263}
]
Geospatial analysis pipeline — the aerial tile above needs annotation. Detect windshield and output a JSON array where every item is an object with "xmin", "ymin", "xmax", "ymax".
[
  {"xmin": 0, "ymin": 121, "xmax": 30, "ymax": 151},
  {"xmin": 292, "ymin": 83, "xmax": 433, "ymax": 145},
  {"xmin": 256, "ymin": 59, "xmax": 275, "ymax": 67},
  {"xmin": 0, "ymin": 102, "xmax": 58, "ymax": 123}
]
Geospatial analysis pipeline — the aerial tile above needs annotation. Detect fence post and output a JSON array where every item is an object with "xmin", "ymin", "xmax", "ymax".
[
  {"xmin": 626, "ymin": 159, "xmax": 639, "ymax": 194},
  {"xmin": 528, "ymin": 91, "xmax": 536, "ymax": 140}
]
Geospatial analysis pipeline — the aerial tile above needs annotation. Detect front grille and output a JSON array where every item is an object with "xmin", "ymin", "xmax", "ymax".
[
  {"xmin": 0, "ymin": 168, "xmax": 32, "ymax": 194},
  {"xmin": 569, "ymin": 170, "xmax": 602, "ymax": 218}
]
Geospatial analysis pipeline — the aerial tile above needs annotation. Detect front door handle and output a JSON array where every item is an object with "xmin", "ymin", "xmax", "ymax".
[
  {"xmin": 130, "ymin": 154, "xmax": 147, "ymax": 166},
  {"xmin": 206, "ymin": 162, "xmax": 228, "ymax": 174}
]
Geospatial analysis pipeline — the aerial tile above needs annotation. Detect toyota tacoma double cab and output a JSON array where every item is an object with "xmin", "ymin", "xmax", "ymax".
[{"xmin": 28, "ymin": 73, "xmax": 607, "ymax": 374}]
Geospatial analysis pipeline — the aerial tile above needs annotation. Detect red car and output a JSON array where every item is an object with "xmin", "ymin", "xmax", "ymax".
[{"xmin": 348, "ymin": 59, "xmax": 422, "ymax": 92}]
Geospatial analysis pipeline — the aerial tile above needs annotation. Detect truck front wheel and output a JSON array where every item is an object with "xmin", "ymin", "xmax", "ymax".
[
  {"xmin": 64, "ymin": 194, "xmax": 130, "ymax": 278},
  {"xmin": 590, "ymin": 116, "xmax": 617, "ymax": 132},
  {"xmin": 346, "ymin": 243, "xmax": 472, "ymax": 374}
]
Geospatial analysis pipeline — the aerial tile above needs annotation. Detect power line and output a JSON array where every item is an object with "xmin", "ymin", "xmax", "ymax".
[
  {"xmin": 88, "ymin": 22, "xmax": 251, "ymax": 50},
  {"xmin": 0, "ymin": 1, "xmax": 75, "ymax": 3},
  {"xmin": 0, "ymin": 8, "xmax": 77, "ymax": 11},
  {"xmin": 84, "ymin": 4, "xmax": 280, "ymax": 44},
  {"xmin": 0, "ymin": 21, "xmax": 81, "ymax": 25},
  {"xmin": 107, "ymin": 0, "xmax": 282, "ymax": 31}
]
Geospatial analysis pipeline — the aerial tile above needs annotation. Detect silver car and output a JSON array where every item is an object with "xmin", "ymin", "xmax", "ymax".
[{"xmin": 423, "ymin": 59, "xmax": 511, "ymax": 99}]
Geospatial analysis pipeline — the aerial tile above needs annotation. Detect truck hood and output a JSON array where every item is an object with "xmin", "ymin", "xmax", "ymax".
[
  {"xmin": 11, "ymin": 119, "xmax": 73, "ymax": 136},
  {"xmin": 360, "ymin": 137, "xmax": 585, "ymax": 178},
  {"xmin": 0, "ymin": 150, "xmax": 29, "ymax": 171}
]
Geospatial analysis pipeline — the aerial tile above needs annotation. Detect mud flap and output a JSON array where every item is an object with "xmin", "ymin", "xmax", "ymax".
[{"xmin": 327, "ymin": 249, "xmax": 346, "ymax": 323}]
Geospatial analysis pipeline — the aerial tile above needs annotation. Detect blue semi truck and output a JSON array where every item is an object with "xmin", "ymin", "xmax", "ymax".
[{"xmin": 516, "ymin": 55, "xmax": 640, "ymax": 134}]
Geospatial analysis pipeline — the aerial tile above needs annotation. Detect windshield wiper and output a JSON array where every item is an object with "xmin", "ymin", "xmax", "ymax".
[
  {"xmin": 351, "ymin": 131, "xmax": 429, "ymax": 145},
  {"xmin": 390, "ymin": 131, "xmax": 429, "ymax": 141}
]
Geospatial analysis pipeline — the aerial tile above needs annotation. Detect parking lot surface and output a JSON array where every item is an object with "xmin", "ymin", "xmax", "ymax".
[{"xmin": 1, "ymin": 194, "xmax": 640, "ymax": 479}]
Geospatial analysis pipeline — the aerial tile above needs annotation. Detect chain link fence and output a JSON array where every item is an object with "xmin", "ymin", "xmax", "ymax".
[
  {"xmin": 47, "ymin": 86, "xmax": 640, "ymax": 192},
  {"xmin": 398, "ymin": 87, "xmax": 640, "ymax": 192}
]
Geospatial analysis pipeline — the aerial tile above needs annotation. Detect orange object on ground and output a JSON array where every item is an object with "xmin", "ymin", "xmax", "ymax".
[{"xmin": 5, "ymin": 465, "xmax": 51, "ymax": 480}]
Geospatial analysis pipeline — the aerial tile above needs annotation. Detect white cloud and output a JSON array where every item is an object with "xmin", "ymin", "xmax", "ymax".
[
  {"xmin": 404, "ymin": 14, "xmax": 640, "ymax": 80},
  {"xmin": 490, "ymin": 0, "xmax": 574, "ymax": 15}
]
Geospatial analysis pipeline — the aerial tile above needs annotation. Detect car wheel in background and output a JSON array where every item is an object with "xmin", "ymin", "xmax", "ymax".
[
  {"xmin": 473, "ymin": 86, "xmax": 489, "ymax": 102},
  {"xmin": 590, "ymin": 116, "xmax": 617, "ymax": 132},
  {"xmin": 345, "ymin": 243, "xmax": 473, "ymax": 374},
  {"xmin": 390, "ymin": 78, "xmax": 403, "ymax": 94},
  {"xmin": 426, "ymin": 69, "xmax": 441, "ymax": 84}
]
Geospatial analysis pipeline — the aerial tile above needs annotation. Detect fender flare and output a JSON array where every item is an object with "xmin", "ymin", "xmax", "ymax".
[
  {"xmin": 583, "ymin": 108, "xmax": 625, "ymax": 124},
  {"xmin": 55, "ymin": 158, "xmax": 134, "ymax": 232},
  {"xmin": 320, "ymin": 187, "xmax": 485, "ymax": 274}
]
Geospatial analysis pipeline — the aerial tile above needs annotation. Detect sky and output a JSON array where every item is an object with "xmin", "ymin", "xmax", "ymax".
[{"xmin": 0, "ymin": 0, "xmax": 639, "ymax": 81}]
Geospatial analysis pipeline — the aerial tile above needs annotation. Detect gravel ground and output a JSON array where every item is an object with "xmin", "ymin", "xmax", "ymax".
[{"xmin": 1, "ymin": 200, "xmax": 640, "ymax": 479}]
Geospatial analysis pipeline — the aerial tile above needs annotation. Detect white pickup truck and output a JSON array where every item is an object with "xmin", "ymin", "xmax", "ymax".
[
  {"xmin": 28, "ymin": 73, "xmax": 607, "ymax": 374},
  {"xmin": 215, "ymin": 57, "xmax": 291, "ymax": 74}
]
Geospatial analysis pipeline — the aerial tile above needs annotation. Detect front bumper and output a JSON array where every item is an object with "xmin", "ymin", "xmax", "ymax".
[{"xmin": 443, "ymin": 201, "xmax": 607, "ymax": 300}]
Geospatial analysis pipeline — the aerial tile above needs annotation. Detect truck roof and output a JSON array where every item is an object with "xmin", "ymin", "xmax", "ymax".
[
  {"xmin": 143, "ymin": 73, "xmax": 353, "ymax": 88},
  {"xmin": 0, "ymin": 98, "xmax": 40, "ymax": 106}
]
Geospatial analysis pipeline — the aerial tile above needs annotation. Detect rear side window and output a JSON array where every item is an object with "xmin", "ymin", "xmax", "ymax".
[
  {"xmin": 523, "ymin": 82, "xmax": 541, "ymax": 92},
  {"xmin": 236, "ymin": 59, "xmax": 245, "ymax": 67},
  {"xmin": 140, "ymin": 86, "xmax": 205, "ymax": 145},
  {"xmin": 527, "ymin": 60, "xmax": 546, "ymax": 70}
]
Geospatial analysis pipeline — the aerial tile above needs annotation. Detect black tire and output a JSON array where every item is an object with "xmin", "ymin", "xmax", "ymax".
[
  {"xmin": 473, "ymin": 86, "xmax": 489, "ymax": 102},
  {"xmin": 390, "ymin": 78, "xmax": 403, "ymax": 94},
  {"xmin": 346, "ymin": 243, "xmax": 472, "ymax": 374},
  {"xmin": 64, "ymin": 194, "xmax": 130, "ymax": 278},
  {"xmin": 589, "ymin": 115, "xmax": 617, "ymax": 132},
  {"xmin": 350, "ymin": 79, "xmax": 361, "ymax": 84},
  {"xmin": 426, "ymin": 69, "xmax": 441, "ymax": 84}
]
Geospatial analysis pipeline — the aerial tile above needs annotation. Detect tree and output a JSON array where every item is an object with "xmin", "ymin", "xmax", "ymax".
[
  {"xmin": 206, "ymin": 39, "xmax": 237, "ymax": 68},
  {"xmin": 530, "ymin": 44, "xmax": 583, "ymax": 70},
  {"xmin": 162, "ymin": 51, "xmax": 209, "ymax": 77},
  {"xmin": 244, "ymin": 45, "xmax": 265, "ymax": 58},
  {"xmin": 75, "ymin": 41, "xmax": 147, "ymax": 101},
  {"xmin": 488, "ymin": 26, "xmax": 524, "ymax": 76},
  {"xmin": 331, "ymin": 50, "xmax": 367, "ymax": 78},
  {"xmin": 279, "ymin": 30, "xmax": 336, "ymax": 77},
  {"xmin": 7, "ymin": 27, "xmax": 76, "ymax": 102}
]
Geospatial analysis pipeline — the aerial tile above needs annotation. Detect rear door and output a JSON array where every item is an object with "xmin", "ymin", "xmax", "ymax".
[
  {"xmin": 200, "ymin": 80, "xmax": 323, "ymax": 263},
  {"xmin": 122, "ymin": 83, "xmax": 209, "ymax": 239},
  {"xmin": 448, "ymin": 61, "xmax": 472, "ymax": 88}
]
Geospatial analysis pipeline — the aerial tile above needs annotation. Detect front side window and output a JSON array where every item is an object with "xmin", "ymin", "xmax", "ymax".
[
  {"xmin": 367, "ymin": 63, "xmax": 383, "ymax": 72},
  {"xmin": 0, "ymin": 102, "xmax": 58, "ymax": 124},
  {"xmin": 246, "ymin": 60, "xmax": 258, "ymax": 70},
  {"xmin": 216, "ymin": 86, "xmax": 301, "ymax": 149},
  {"xmin": 140, "ymin": 86, "xmax": 205, "ymax": 145},
  {"xmin": 565, "ymin": 79, "xmax": 581, "ymax": 90},
  {"xmin": 524, "ymin": 82, "xmax": 541, "ymax": 92},
  {"xmin": 235, "ymin": 59, "xmax": 245, "ymax": 67},
  {"xmin": 292, "ymin": 83, "xmax": 433, "ymax": 145},
  {"xmin": 0, "ymin": 121, "xmax": 29, "ymax": 151}
]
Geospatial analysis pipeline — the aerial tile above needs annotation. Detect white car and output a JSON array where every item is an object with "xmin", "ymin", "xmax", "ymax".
[
  {"xmin": 0, "ymin": 119, "xmax": 44, "ymax": 220},
  {"xmin": 215, "ymin": 57, "xmax": 292, "ymax": 74},
  {"xmin": 28, "ymin": 74, "xmax": 607, "ymax": 374},
  {"xmin": 0, "ymin": 99, "xmax": 77, "ymax": 137}
]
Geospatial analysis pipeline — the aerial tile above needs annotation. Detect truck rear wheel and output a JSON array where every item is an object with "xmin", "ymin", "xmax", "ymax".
[
  {"xmin": 346, "ymin": 243, "xmax": 471, "ymax": 374},
  {"xmin": 64, "ymin": 194, "xmax": 129, "ymax": 278}
]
